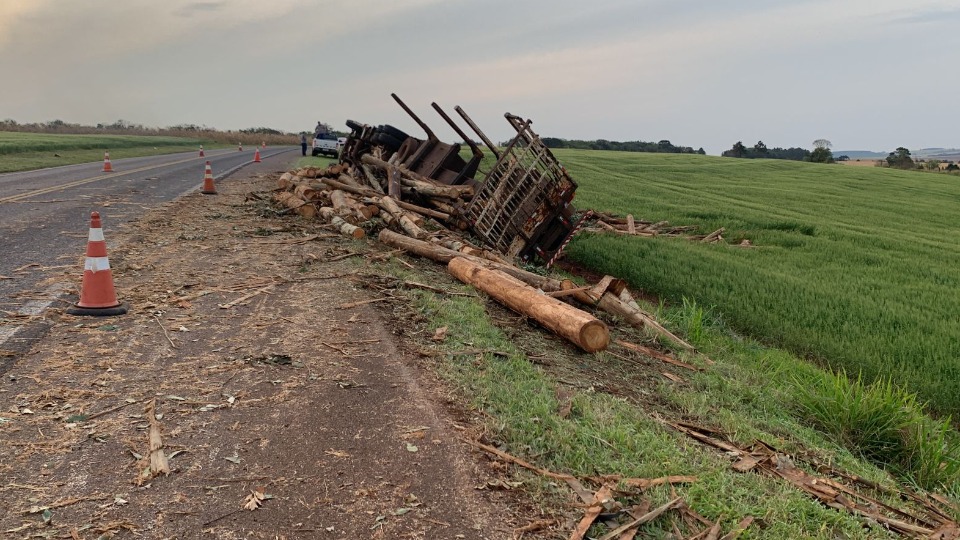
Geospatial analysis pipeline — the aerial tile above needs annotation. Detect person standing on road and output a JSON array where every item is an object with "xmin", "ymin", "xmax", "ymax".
[{"xmin": 300, "ymin": 134, "xmax": 308, "ymax": 156}]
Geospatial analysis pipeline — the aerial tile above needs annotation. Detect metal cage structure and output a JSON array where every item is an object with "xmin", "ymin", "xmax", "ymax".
[{"xmin": 464, "ymin": 114, "xmax": 578, "ymax": 263}]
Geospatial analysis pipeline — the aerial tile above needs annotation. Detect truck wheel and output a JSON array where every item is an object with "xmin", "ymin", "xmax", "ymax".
[
  {"xmin": 311, "ymin": 149, "xmax": 320, "ymax": 157},
  {"xmin": 378, "ymin": 124, "xmax": 409, "ymax": 141},
  {"xmin": 373, "ymin": 132, "xmax": 403, "ymax": 152}
]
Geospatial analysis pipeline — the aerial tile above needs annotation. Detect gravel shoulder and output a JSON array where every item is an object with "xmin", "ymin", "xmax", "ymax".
[{"xmin": 0, "ymin": 168, "xmax": 516, "ymax": 539}]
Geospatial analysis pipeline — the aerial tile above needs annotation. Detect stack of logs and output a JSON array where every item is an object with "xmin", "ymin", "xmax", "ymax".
[{"xmin": 272, "ymin": 159, "xmax": 697, "ymax": 354}]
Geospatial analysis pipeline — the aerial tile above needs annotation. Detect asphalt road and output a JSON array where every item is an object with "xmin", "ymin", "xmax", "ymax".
[{"xmin": 0, "ymin": 146, "xmax": 299, "ymax": 367}]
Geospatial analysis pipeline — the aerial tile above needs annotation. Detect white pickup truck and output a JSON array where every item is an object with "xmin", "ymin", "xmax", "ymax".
[{"xmin": 311, "ymin": 132, "xmax": 340, "ymax": 157}]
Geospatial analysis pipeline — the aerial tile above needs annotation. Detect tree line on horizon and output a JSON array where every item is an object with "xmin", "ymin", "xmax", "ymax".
[
  {"xmin": 541, "ymin": 137, "xmax": 706, "ymax": 155},
  {"xmin": 0, "ymin": 118, "xmax": 299, "ymax": 145},
  {"xmin": 721, "ymin": 140, "xmax": 827, "ymax": 162}
]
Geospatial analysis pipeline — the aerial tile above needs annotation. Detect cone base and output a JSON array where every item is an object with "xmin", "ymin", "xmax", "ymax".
[
  {"xmin": 201, "ymin": 189, "xmax": 217, "ymax": 195},
  {"xmin": 67, "ymin": 303, "xmax": 128, "ymax": 317}
]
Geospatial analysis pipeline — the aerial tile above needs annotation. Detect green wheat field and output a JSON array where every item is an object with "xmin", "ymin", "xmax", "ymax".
[
  {"xmin": 559, "ymin": 150, "xmax": 960, "ymax": 414},
  {"xmin": 0, "ymin": 132, "xmax": 217, "ymax": 173}
]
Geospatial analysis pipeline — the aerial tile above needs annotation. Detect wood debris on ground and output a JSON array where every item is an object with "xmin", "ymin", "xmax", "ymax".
[
  {"xmin": 585, "ymin": 211, "xmax": 735, "ymax": 245},
  {"xmin": 464, "ymin": 437, "xmax": 752, "ymax": 539},
  {"xmin": 669, "ymin": 421, "xmax": 960, "ymax": 538}
]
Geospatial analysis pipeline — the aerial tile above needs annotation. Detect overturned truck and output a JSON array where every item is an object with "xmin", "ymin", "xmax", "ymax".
[{"xmin": 338, "ymin": 94, "xmax": 583, "ymax": 267}]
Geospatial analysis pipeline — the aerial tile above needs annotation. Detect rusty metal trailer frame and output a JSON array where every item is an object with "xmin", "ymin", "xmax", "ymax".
[
  {"xmin": 339, "ymin": 95, "xmax": 584, "ymax": 266},
  {"xmin": 463, "ymin": 113, "xmax": 579, "ymax": 264}
]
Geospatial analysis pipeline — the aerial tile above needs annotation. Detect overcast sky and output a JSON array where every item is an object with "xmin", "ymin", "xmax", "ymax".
[{"xmin": 1, "ymin": 0, "xmax": 957, "ymax": 154}]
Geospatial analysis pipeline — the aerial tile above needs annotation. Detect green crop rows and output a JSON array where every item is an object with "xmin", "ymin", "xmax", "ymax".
[{"xmin": 559, "ymin": 150, "xmax": 960, "ymax": 414}]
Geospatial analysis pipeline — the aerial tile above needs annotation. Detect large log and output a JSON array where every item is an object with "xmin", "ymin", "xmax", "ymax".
[{"xmin": 447, "ymin": 257, "xmax": 609, "ymax": 353}]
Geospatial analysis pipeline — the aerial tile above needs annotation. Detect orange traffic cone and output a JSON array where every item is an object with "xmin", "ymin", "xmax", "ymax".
[
  {"xmin": 238, "ymin": 142, "xmax": 243, "ymax": 152},
  {"xmin": 67, "ymin": 212, "xmax": 127, "ymax": 316},
  {"xmin": 201, "ymin": 161, "xmax": 216, "ymax": 195},
  {"xmin": 102, "ymin": 151, "xmax": 113, "ymax": 172},
  {"xmin": 199, "ymin": 145, "xmax": 205, "ymax": 158},
  {"xmin": 253, "ymin": 148, "xmax": 261, "ymax": 163}
]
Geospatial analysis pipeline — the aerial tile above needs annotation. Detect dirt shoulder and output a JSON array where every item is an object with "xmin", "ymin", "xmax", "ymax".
[{"xmin": 0, "ymin": 166, "xmax": 516, "ymax": 538}]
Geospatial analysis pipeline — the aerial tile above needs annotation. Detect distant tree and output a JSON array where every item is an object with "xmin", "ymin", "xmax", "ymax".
[
  {"xmin": 697, "ymin": 147, "xmax": 706, "ymax": 155},
  {"xmin": 946, "ymin": 163, "xmax": 959, "ymax": 171},
  {"xmin": 925, "ymin": 159, "xmax": 941, "ymax": 171},
  {"xmin": 886, "ymin": 147, "xmax": 914, "ymax": 169},
  {"xmin": 728, "ymin": 141, "xmax": 747, "ymax": 158},
  {"xmin": 754, "ymin": 140, "xmax": 768, "ymax": 155},
  {"xmin": 542, "ymin": 137, "xmax": 566, "ymax": 148},
  {"xmin": 808, "ymin": 139, "xmax": 834, "ymax": 163},
  {"xmin": 837, "ymin": 155, "xmax": 850, "ymax": 161}
]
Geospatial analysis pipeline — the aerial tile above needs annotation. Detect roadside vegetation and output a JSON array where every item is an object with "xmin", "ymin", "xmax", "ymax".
[{"xmin": 373, "ymin": 255, "xmax": 944, "ymax": 537}]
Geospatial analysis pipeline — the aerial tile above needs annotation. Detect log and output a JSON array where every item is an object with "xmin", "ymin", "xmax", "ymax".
[
  {"xmin": 360, "ymin": 164, "xmax": 385, "ymax": 194},
  {"xmin": 278, "ymin": 172, "xmax": 294, "ymax": 189},
  {"xmin": 273, "ymin": 191, "xmax": 316, "ymax": 219},
  {"xmin": 549, "ymin": 279, "xmax": 694, "ymax": 352},
  {"xmin": 379, "ymin": 196, "xmax": 426, "ymax": 239},
  {"xmin": 293, "ymin": 183, "xmax": 318, "ymax": 201},
  {"xmin": 616, "ymin": 289, "xmax": 695, "ymax": 351},
  {"xmin": 702, "ymin": 227, "xmax": 725, "ymax": 243},
  {"xmin": 645, "ymin": 220, "xmax": 669, "ymax": 231},
  {"xmin": 330, "ymin": 190, "xmax": 353, "ymax": 218},
  {"xmin": 378, "ymin": 230, "xmax": 554, "ymax": 290},
  {"xmin": 627, "ymin": 214, "xmax": 636, "ymax": 234},
  {"xmin": 429, "ymin": 200, "xmax": 459, "ymax": 215},
  {"xmin": 436, "ymin": 237, "xmax": 467, "ymax": 252},
  {"xmin": 337, "ymin": 173, "xmax": 364, "ymax": 190},
  {"xmin": 392, "ymin": 200, "xmax": 443, "ymax": 221},
  {"xmin": 322, "ymin": 178, "xmax": 451, "ymax": 222},
  {"xmin": 361, "ymin": 154, "xmax": 474, "ymax": 199},
  {"xmin": 378, "ymin": 229, "xmax": 462, "ymax": 263},
  {"xmin": 322, "ymin": 177, "xmax": 376, "ymax": 198},
  {"xmin": 318, "ymin": 207, "xmax": 336, "ymax": 221},
  {"xmin": 331, "ymin": 216, "xmax": 365, "ymax": 239},
  {"xmin": 448, "ymin": 257, "xmax": 609, "ymax": 353},
  {"xmin": 388, "ymin": 165, "xmax": 401, "ymax": 199}
]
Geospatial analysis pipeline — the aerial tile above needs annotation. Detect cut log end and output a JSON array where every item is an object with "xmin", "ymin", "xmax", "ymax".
[{"xmin": 579, "ymin": 320, "xmax": 610, "ymax": 353}]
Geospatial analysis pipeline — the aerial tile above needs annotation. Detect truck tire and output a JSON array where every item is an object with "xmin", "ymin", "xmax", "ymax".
[
  {"xmin": 311, "ymin": 148, "xmax": 321, "ymax": 157},
  {"xmin": 377, "ymin": 124, "xmax": 409, "ymax": 142},
  {"xmin": 372, "ymin": 132, "xmax": 403, "ymax": 152}
]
